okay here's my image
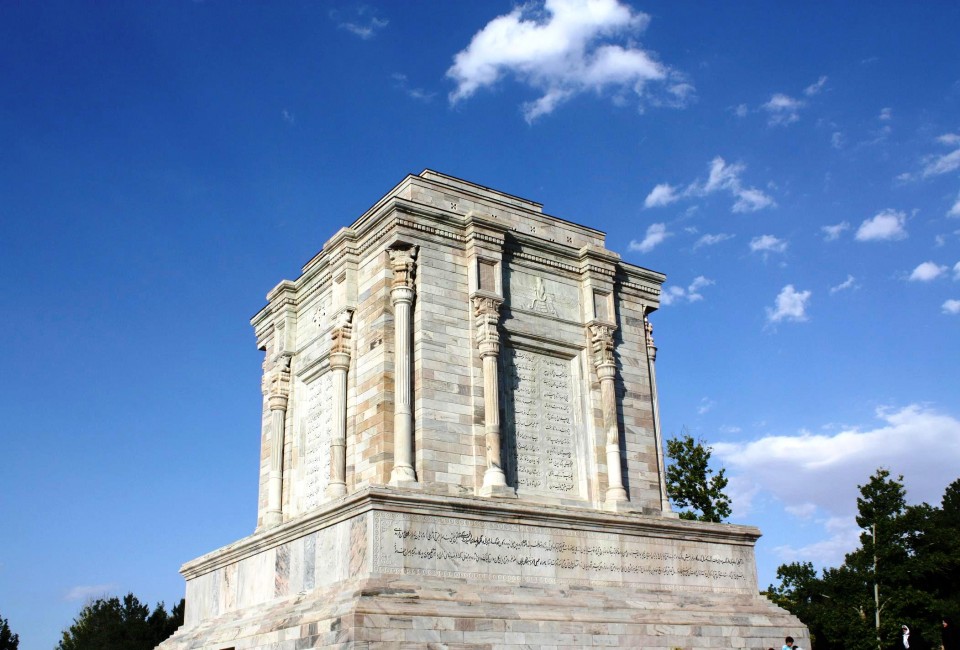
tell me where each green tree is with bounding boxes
[57,593,183,650]
[769,470,960,650]
[665,431,731,522]
[0,613,19,650]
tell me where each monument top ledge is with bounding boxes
[292,168,664,286]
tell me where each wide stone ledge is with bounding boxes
[181,486,760,580]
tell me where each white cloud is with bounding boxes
[908,261,948,282]
[821,221,850,241]
[774,517,863,567]
[628,222,670,253]
[831,131,844,149]
[766,285,811,323]
[447,0,688,122]
[762,93,804,126]
[784,502,818,519]
[955,261,960,280]
[830,274,857,294]
[948,191,960,218]
[693,232,734,249]
[645,156,775,214]
[281,109,295,125]
[734,103,748,118]
[879,107,893,121]
[660,275,714,306]
[643,183,680,208]
[714,405,960,560]
[65,583,118,602]
[855,209,907,241]
[804,75,828,96]
[943,299,960,314]
[749,234,787,255]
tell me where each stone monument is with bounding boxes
[159,170,808,649]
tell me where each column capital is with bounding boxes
[588,322,616,370]
[330,308,355,367]
[473,295,503,356]
[644,316,658,363]
[388,246,418,291]
[263,354,292,407]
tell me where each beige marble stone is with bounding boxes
[159,170,808,649]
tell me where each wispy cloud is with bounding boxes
[766,284,811,323]
[949,191,960,217]
[331,5,388,40]
[821,221,850,241]
[855,209,907,242]
[762,93,804,126]
[693,232,734,249]
[697,397,716,415]
[829,274,857,294]
[643,183,680,208]
[943,299,960,315]
[281,109,295,125]
[392,74,436,102]
[447,0,690,122]
[628,222,670,253]
[65,584,118,602]
[749,234,787,256]
[878,107,893,121]
[660,275,714,306]
[804,75,828,97]
[643,156,775,214]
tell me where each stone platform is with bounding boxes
[159,487,807,649]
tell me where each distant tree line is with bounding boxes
[767,469,960,650]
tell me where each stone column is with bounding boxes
[263,354,291,527]
[645,313,673,514]
[473,296,514,497]
[326,309,354,498]
[388,247,417,485]
[589,324,627,503]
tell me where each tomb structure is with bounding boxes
[159,170,808,649]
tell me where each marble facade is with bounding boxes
[159,170,808,649]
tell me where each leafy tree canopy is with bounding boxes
[665,431,732,523]
[768,470,960,650]
[57,593,183,650]
[0,614,19,650]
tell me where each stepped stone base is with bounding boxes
[159,487,808,649]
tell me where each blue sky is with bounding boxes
[2,1,959,647]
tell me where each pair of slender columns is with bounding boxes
[263,311,355,528]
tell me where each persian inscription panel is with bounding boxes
[507,269,580,321]
[372,511,753,593]
[501,348,584,500]
[300,371,333,511]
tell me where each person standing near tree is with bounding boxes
[943,617,959,650]
[895,624,929,650]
